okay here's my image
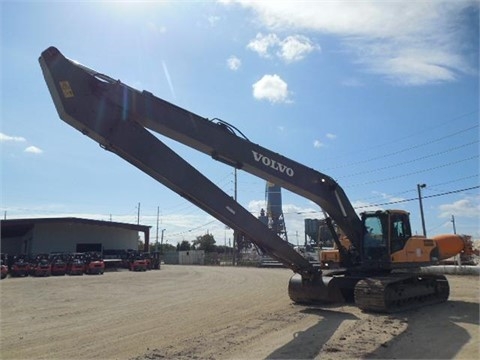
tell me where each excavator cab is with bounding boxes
[360,210,412,269]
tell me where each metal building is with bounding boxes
[0,218,150,256]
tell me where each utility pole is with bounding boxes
[233,168,238,266]
[417,184,427,237]
[137,202,141,225]
[160,229,166,247]
[156,206,160,251]
[451,215,457,234]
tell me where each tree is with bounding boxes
[192,233,216,252]
[153,243,176,254]
[177,240,191,251]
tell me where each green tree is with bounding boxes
[177,240,191,251]
[154,243,176,254]
[192,233,216,252]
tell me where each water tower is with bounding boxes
[264,182,288,242]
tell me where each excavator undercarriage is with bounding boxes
[354,273,450,312]
[289,270,449,313]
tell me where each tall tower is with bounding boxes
[264,182,288,242]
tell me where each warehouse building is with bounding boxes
[0,217,150,256]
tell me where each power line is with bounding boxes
[322,110,478,163]
[353,174,479,203]
[326,123,478,171]
[353,186,480,209]
[278,185,479,215]
[345,155,478,188]
[166,219,219,238]
[337,140,478,179]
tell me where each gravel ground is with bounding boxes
[1,265,478,360]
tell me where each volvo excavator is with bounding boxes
[39,47,466,312]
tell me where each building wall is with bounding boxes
[178,250,205,265]
[30,222,138,255]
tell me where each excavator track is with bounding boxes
[354,274,449,313]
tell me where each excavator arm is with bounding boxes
[39,46,361,302]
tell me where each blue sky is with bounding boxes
[1,1,479,246]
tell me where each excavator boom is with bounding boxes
[39,47,364,262]
[39,47,364,255]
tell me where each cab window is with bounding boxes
[364,216,386,243]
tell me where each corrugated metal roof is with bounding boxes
[1,217,150,238]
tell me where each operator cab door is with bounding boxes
[362,213,390,265]
[390,212,411,254]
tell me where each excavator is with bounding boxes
[39,47,466,312]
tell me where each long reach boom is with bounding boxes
[39,47,362,276]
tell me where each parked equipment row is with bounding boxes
[1,250,161,280]
[1,252,105,278]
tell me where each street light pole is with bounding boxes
[451,215,457,234]
[417,183,427,237]
[160,229,166,246]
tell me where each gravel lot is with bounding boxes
[1,265,478,359]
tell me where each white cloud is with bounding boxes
[438,197,480,218]
[227,55,241,71]
[247,33,317,63]
[252,74,290,103]
[247,33,279,58]
[370,191,406,205]
[248,199,266,215]
[278,35,317,63]
[313,140,324,148]
[0,132,26,142]
[362,48,466,85]
[351,200,383,213]
[314,134,336,148]
[24,146,43,154]
[233,1,477,85]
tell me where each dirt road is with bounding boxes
[1,266,478,359]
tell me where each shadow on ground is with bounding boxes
[265,300,478,360]
[265,308,358,359]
